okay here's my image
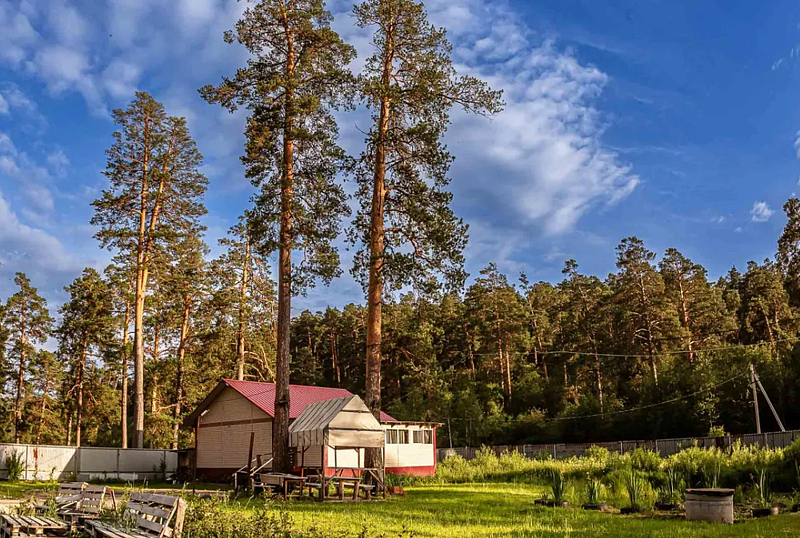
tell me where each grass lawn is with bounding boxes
[278,483,800,537]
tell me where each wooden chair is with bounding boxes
[58,485,116,532]
[86,493,186,538]
[34,482,88,515]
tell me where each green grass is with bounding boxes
[277,483,800,537]
[0,481,57,499]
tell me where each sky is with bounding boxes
[1,0,800,314]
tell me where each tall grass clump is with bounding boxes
[586,476,603,505]
[624,470,648,512]
[548,469,567,504]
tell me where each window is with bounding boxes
[385,429,409,444]
[413,429,433,444]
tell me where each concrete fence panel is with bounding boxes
[0,444,178,481]
[437,428,800,463]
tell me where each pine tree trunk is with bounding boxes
[173,296,190,450]
[36,373,50,445]
[14,305,28,444]
[237,231,250,381]
[121,296,131,449]
[677,279,694,361]
[76,343,87,448]
[273,15,295,474]
[365,36,393,476]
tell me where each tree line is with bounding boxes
[1,0,799,462]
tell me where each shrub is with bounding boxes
[656,465,683,505]
[5,450,24,482]
[629,448,660,473]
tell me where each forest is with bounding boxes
[2,0,800,456]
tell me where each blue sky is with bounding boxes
[1,0,799,313]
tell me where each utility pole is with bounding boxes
[750,364,761,434]
[752,365,786,432]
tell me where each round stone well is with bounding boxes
[685,488,734,524]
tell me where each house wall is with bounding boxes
[383,424,437,476]
[196,387,272,478]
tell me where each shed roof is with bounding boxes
[289,395,385,448]
[184,379,395,427]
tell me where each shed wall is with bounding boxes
[197,387,272,471]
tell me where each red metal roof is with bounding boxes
[221,379,396,422]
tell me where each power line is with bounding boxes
[447,370,750,424]
[464,338,793,360]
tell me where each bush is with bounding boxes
[628,448,661,473]
[5,450,24,482]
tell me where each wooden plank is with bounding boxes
[130,494,178,507]
[125,502,171,520]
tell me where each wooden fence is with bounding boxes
[436,429,800,462]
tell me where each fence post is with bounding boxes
[117,449,121,480]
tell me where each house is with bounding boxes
[183,379,439,480]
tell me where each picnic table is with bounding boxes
[327,476,361,501]
[259,473,308,501]
[1,515,68,537]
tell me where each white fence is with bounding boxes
[0,444,178,481]
[437,429,800,462]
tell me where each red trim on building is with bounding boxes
[385,465,437,476]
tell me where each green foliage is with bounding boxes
[656,465,684,505]
[708,425,727,438]
[629,448,661,472]
[5,450,24,482]
[753,467,773,508]
[548,469,567,504]
[623,470,648,510]
[586,476,603,505]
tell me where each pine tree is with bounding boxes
[351,0,503,465]
[613,237,677,386]
[105,258,135,448]
[4,273,53,443]
[91,92,207,448]
[201,0,354,472]
[57,268,115,447]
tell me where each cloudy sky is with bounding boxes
[1,0,799,312]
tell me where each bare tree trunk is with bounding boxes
[330,330,341,386]
[14,306,28,444]
[273,12,295,474]
[76,343,87,448]
[172,295,191,450]
[365,35,394,477]
[121,294,131,449]
[237,230,250,381]
[36,372,50,445]
[677,279,694,361]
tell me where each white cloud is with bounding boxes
[750,201,773,222]
[0,187,82,290]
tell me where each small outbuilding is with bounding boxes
[289,395,385,485]
[184,379,439,480]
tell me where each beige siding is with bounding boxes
[297,445,323,468]
[197,387,272,469]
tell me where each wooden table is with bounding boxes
[1,515,67,537]
[260,473,308,501]
[327,476,362,501]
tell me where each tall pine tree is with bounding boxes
[4,273,53,443]
[201,0,354,472]
[91,92,207,448]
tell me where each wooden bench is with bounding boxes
[58,486,115,531]
[86,493,185,538]
[357,483,376,500]
[34,482,87,515]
